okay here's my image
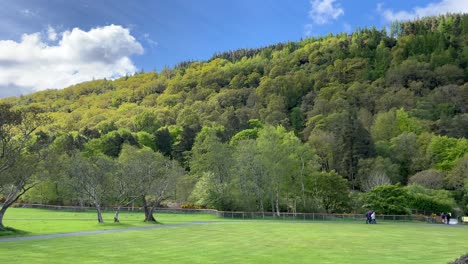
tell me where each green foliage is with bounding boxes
[405,184,455,214]
[357,156,400,189]
[427,136,468,171]
[408,169,445,190]
[307,171,349,213]
[136,131,156,151]
[1,14,467,214]
[446,156,468,191]
[366,184,411,215]
[180,202,206,209]
[409,194,453,214]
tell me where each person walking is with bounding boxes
[446,212,451,225]
[366,210,371,224]
[371,211,376,224]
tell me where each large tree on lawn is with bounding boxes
[0,104,52,229]
[66,154,115,224]
[119,145,183,222]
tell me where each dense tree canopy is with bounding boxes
[1,14,467,218]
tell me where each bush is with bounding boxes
[448,253,468,264]
[409,193,452,214]
[366,184,411,215]
[406,184,456,214]
[0,196,6,203]
[180,203,206,209]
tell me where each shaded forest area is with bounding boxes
[1,14,467,225]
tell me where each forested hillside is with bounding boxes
[1,14,467,220]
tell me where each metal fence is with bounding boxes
[6,203,220,215]
[215,211,431,222]
[3,203,435,223]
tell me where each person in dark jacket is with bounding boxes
[446,213,451,225]
[366,210,372,224]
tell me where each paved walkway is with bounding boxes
[0,221,216,243]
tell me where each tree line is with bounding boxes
[1,14,467,227]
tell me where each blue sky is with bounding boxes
[0,0,467,97]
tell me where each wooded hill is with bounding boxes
[1,14,467,218]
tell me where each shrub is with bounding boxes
[366,184,411,215]
[409,193,452,214]
[0,196,6,203]
[406,184,456,214]
[180,203,206,209]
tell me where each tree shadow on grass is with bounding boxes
[0,227,30,237]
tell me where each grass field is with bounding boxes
[0,208,467,263]
[0,208,220,237]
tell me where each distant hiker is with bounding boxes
[441,213,446,224]
[446,213,451,225]
[371,211,376,224]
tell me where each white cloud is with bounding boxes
[378,0,468,22]
[0,25,143,97]
[47,26,57,41]
[309,0,344,24]
[143,33,158,48]
[20,9,38,18]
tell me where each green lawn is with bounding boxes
[1,208,467,263]
[0,208,220,236]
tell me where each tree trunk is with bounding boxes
[145,206,157,222]
[114,206,121,223]
[96,204,104,224]
[0,205,8,229]
[275,187,280,217]
[142,196,156,222]
[300,157,306,210]
[271,195,274,214]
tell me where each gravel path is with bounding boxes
[0,221,216,243]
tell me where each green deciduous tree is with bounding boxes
[366,184,410,215]
[119,145,183,222]
[67,154,115,223]
[0,105,52,229]
[307,171,349,213]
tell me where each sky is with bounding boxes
[0,0,467,98]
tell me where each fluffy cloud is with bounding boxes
[0,24,143,97]
[378,0,468,22]
[309,0,344,25]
